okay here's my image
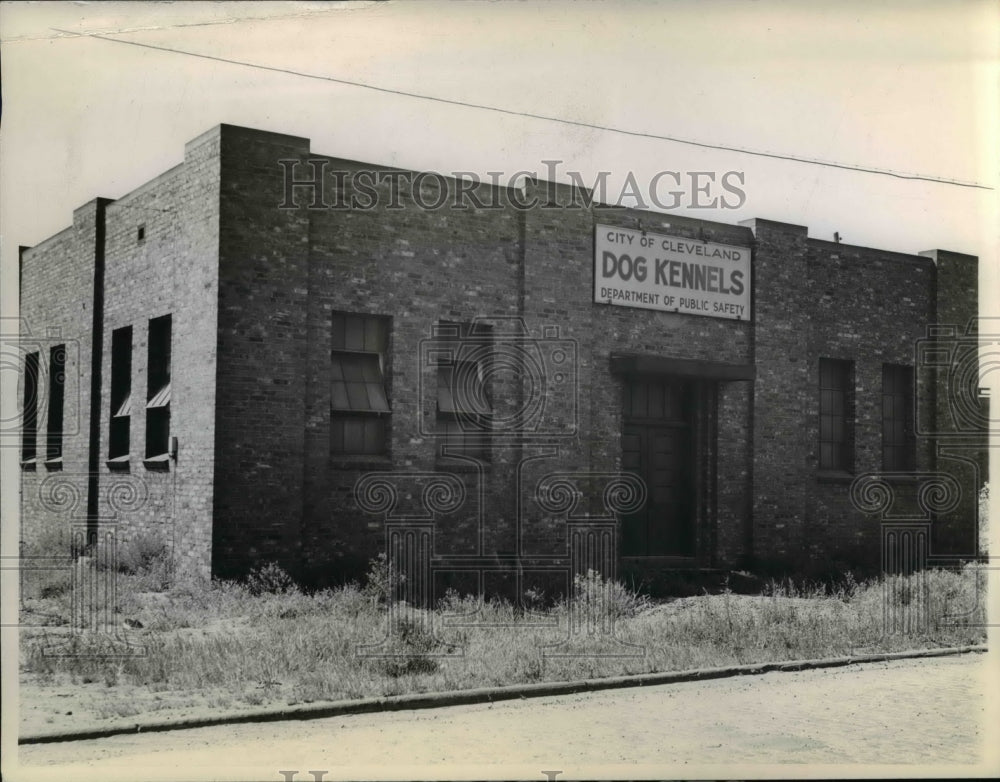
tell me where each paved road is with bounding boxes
[13,654,998,780]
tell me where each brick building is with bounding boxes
[18,124,987,594]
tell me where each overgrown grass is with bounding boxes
[19,560,988,720]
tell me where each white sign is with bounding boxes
[593,224,751,321]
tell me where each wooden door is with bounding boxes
[621,379,695,558]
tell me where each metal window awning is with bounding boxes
[610,353,755,381]
[147,383,171,408]
[114,393,132,417]
[331,353,389,413]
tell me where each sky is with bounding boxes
[0,0,996,265]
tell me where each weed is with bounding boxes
[368,617,440,678]
[245,562,298,596]
[361,553,405,605]
[116,531,172,592]
[523,587,547,611]
[570,569,652,620]
[18,565,986,726]
[117,531,167,574]
[37,572,73,600]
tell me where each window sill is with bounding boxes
[879,472,922,484]
[434,460,491,474]
[143,454,171,471]
[107,455,131,471]
[816,470,854,484]
[330,455,393,471]
[20,458,37,471]
[43,457,63,471]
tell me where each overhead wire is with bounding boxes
[47,28,992,193]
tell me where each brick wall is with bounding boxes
[742,219,812,569]
[98,127,222,583]
[212,126,312,578]
[19,201,102,555]
[298,154,523,585]
[20,123,984,592]
[804,240,936,573]
[920,249,984,559]
[536,201,755,573]
[20,130,223,584]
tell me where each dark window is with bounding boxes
[145,315,171,459]
[22,351,39,462]
[882,364,915,471]
[435,321,492,462]
[819,358,854,472]
[331,353,390,412]
[46,345,66,461]
[137,225,146,243]
[330,416,386,455]
[109,326,132,460]
[437,363,491,416]
[331,313,390,455]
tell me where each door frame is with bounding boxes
[619,376,718,570]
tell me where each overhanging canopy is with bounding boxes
[609,352,755,381]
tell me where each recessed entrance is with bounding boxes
[621,378,696,558]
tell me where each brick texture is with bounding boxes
[18,124,985,591]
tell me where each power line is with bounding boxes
[53,29,994,192]
[4,7,360,44]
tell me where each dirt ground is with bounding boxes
[19,615,266,737]
[19,675,267,736]
[15,653,997,780]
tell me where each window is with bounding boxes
[818,358,854,472]
[46,345,66,462]
[145,315,171,459]
[435,321,492,462]
[137,225,146,243]
[22,351,39,463]
[109,326,132,461]
[882,364,915,471]
[330,312,390,455]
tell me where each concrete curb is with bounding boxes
[19,644,987,745]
